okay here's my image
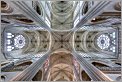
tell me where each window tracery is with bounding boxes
[97,34,110,49]
[14,35,25,49]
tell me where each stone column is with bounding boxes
[72,51,113,81]
[72,58,81,81]
[12,1,51,31]
[73,1,111,31]
[42,65,51,81]
[10,51,51,81]
[73,64,81,81]
[1,62,14,71]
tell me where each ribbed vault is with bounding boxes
[49,52,74,81]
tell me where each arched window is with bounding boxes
[1,75,6,81]
[6,33,14,51]
[7,46,14,51]
[7,33,14,38]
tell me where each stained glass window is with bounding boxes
[7,39,11,45]
[7,33,14,38]
[14,35,25,49]
[7,46,14,51]
[97,34,110,49]
[110,32,115,38]
[110,46,115,52]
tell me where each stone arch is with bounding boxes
[16,61,32,66]
[116,76,121,81]
[32,1,44,16]
[81,70,91,81]
[14,18,34,24]
[91,62,109,67]
[1,1,13,13]
[81,1,89,15]
[115,62,121,65]
[114,2,121,11]
[1,75,6,81]
[32,69,43,81]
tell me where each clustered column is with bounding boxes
[10,51,51,81]
[72,51,113,81]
